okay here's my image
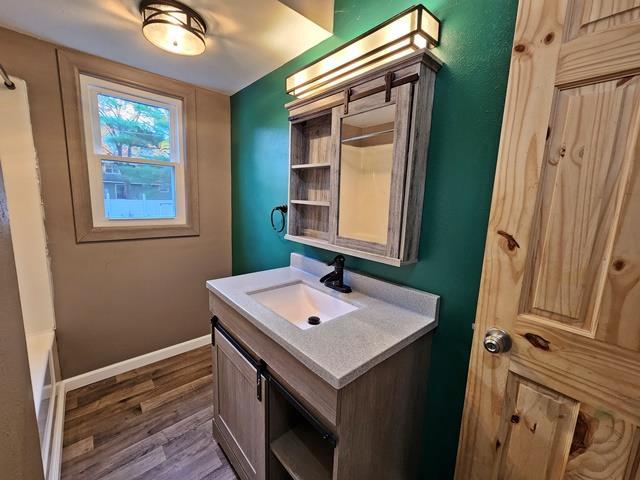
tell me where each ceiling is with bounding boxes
[0,0,333,94]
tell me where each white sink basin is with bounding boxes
[249,282,358,330]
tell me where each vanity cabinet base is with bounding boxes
[332,334,431,478]
[209,292,432,479]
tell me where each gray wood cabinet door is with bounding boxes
[212,329,266,480]
[329,82,414,258]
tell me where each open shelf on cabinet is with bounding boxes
[290,114,332,167]
[291,162,330,170]
[288,203,329,241]
[268,376,334,480]
[271,423,333,480]
[290,200,330,207]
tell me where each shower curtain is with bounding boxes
[0,77,56,336]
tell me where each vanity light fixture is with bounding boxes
[285,4,440,99]
[139,0,207,56]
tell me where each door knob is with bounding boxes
[483,328,512,354]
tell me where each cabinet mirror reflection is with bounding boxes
[338,104,396,246]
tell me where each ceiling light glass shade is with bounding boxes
[140,0,207,56]
[286,5,440,99]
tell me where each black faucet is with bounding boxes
[319,255,352,293]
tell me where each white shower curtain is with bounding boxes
[0,78,56,336]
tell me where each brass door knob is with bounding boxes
[483,328,512,354]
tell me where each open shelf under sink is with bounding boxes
[270,423,333,480]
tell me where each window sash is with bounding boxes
[79,74,188,227]
[82,75,183,164]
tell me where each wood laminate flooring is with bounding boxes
[61,346,237,480]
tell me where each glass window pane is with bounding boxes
[338,105,396,245]
[97,93,171,161]
[102,160,176,219]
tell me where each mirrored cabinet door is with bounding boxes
[330,84,413,257]
[338,104,395,246]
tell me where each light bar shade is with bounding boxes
[286,5,440,99]
[140,0,207,56]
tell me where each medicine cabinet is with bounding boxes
[285,50,441,266]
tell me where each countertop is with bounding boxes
[206,253,439,389]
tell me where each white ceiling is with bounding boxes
[0,0,333,94]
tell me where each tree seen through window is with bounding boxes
[97,93,171,160]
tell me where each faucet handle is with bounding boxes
[327,255,346,267]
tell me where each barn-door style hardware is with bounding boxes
[285,4,441,99]
[284,6,442,267]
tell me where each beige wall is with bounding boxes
[0,27,232,377]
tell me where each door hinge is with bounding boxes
[256,360,266,402]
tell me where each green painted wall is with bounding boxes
[231,1,517,477]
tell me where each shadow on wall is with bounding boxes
[231,0,518,478]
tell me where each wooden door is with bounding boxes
[456,1,640,478]
[212,329,266,480]
[329,83,413,258]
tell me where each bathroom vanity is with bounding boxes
[206,254,438,479]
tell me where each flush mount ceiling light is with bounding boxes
[139,0,207,56]
[286,4,440,99]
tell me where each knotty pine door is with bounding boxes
[455,0,640,479]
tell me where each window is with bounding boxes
[59,49,199,242]
[80,75,185,226]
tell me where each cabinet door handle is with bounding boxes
[210,316,219,345]
[256,360,266,401]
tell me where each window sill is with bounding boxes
[76,222,199,243]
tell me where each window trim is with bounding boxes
[58,49,199,242]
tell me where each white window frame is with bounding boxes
[79,74,186,227]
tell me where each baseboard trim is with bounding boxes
[63,335,210,392]
[47,383,66,480]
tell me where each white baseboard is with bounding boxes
[63,335,210,392]
[46,384,66,480]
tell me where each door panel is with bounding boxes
[494,375,578,480]
[527,77,640,330]
[567,0,640,39]
[596,150,640,349]
[212,329,266,480]
[456,0,640,478]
